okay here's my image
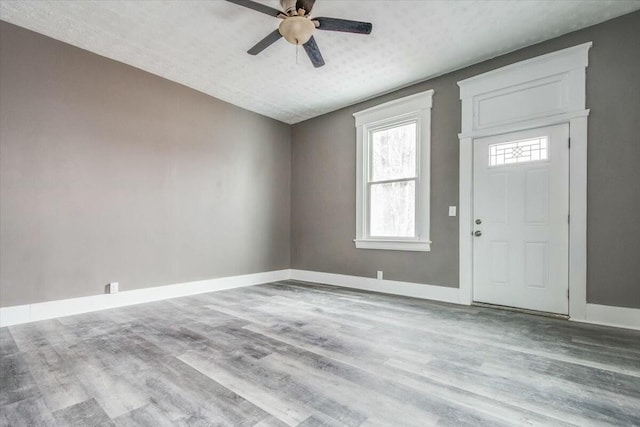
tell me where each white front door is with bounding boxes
[472,124,569,314]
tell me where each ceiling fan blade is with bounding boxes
[295,0,315,15]
[303,36,325,68]
[247,29,283,55]
[225,0,282,18]
[314,17,372,34]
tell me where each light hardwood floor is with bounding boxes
[1,280,639,426]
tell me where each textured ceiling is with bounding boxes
[1,1,639,124]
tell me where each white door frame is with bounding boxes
[457,42,592,321]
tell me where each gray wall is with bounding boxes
[291,11,640,308]
[2,12,639,310]
[0,22,291,307]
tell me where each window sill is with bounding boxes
[354,239,431,252]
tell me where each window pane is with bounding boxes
[370,181,415,237]
[489,137,548,166]
[371,123,416,181]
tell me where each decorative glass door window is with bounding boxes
[368,122,417,237]
[489,136,549,166]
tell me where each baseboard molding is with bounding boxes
[0,269,291,327]
[290,270,640,330]
[290,269,461,305]
[572,303,640,331]
[3,268,637,331]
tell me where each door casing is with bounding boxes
[457,42,592,321]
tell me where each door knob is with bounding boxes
[474,230,482,237]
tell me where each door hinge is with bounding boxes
[567,289,570,299]
[568,214,570,223]
[568,138,571,148]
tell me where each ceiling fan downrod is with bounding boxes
[280,0,298,16]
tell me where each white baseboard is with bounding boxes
[290,269,461,305]
[572,303,640,331]
[290,270,640,331]
[0,269,291,327]
[3,268,637,331]
[0,305,31,327]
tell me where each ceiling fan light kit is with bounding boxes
[279,15,315,45]
[226,0,373,68]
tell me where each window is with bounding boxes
[353,90,434,251]
[369,122,417,237]
[489,136,549,166]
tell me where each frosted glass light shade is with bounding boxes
[278,16,315,45]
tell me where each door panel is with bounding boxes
[525,169,549,223]
[490,241,509,286]
[488,173,508,223]
[524,242,548,289]
[473,124,569,314]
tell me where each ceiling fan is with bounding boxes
[226,0,373,68]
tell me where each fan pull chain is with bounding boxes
[296,43,299,65]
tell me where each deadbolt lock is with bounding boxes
[475,219,482,225]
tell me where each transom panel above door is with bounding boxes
[472,124,569,314]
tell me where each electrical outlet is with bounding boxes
[377,271,383,280]
[107,282,119,294]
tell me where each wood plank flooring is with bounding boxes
[1,280,639,426]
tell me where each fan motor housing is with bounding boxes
[278,16,315,45]
[280,0,297,15]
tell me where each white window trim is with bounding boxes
[353,89,434,252]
